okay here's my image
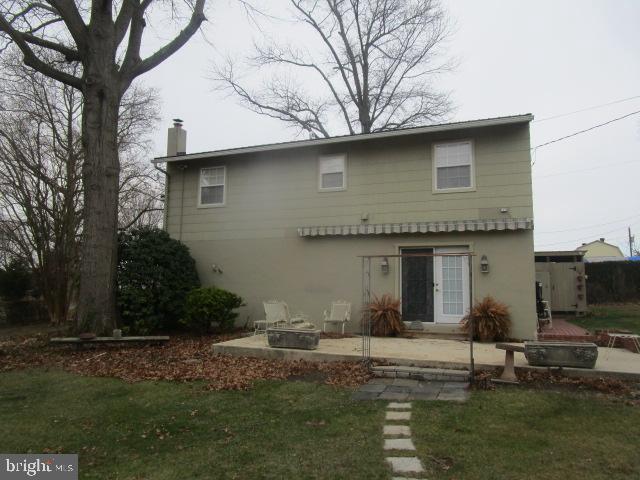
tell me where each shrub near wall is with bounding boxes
[586,261,640,304]
[183,287,244,333]
[117,228,200,334]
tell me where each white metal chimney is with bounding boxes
[167,118,187,156]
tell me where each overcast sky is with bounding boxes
[143,0,640,254]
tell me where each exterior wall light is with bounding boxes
[380,257,390,275]
[480,255,489,273]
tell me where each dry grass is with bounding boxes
[461,295,511,341]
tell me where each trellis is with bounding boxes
[360,252,476,384]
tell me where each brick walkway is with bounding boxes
[538,318,597,342]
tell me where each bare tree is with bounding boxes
[118,158,164,231]
[0,53,162,326]
[216,0,453,138]
[0,0,206,333]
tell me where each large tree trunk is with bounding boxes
[75,20,121,334]
[76,82,120,334]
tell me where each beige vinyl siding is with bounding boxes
[166,123,532,241]
[181,230,537,340]
[163,122,537,339]
[577,241,624,259]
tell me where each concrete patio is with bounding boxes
[212,335,640,380]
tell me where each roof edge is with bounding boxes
[152,113,533,164]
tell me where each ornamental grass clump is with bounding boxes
[367,294,404,337]
[461,295,511,342]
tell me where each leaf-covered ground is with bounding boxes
[0,333,371,390]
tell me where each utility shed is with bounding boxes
[534,251,587,314]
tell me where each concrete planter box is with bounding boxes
[267,327,320,350]
[524,341,598,369]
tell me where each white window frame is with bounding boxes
[318,154,347,192]
[198,165,226,208]
[432,140,475,193]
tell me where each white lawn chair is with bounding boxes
[253,300,290,335]
[322,300,351,334]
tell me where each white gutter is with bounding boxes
[152,114,534,164]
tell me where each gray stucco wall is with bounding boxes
[163,122,537,340]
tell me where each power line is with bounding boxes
[536,213,640,234]
[534,159,640,179]
[531,109,640,165]
[533,95,640,123]
[535,221,640,247]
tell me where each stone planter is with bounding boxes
[267,327,320,350]
[524,341,598,369]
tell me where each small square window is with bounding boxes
[434,141,474,191]
[200,166,225,206]
[319,154,346,191]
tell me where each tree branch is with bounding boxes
[45,0,87,51]
[123,0,206,81]
[21,31,81,60]
[0,14,82,88]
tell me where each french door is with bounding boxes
[401,248,434,323]
[400,246,469,325]
[434,247,470,324]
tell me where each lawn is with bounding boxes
[412,388,640,480]
[0,369,387,479]
[572,303,640,334]
[2,370,639,480]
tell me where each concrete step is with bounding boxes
[404,330,468,341]
[372,365,470,382]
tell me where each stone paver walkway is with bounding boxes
[353,377,469,402]
[383,401,424,478]
[362,380,470,478]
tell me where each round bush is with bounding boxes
[183,287,244,333]
[117,227,200,334]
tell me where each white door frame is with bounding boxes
[433,246,470,324]
[396,243,471,325]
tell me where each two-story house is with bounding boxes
[154,114,537,340]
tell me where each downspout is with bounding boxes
[154,163,169,231]
[177,164,187,241]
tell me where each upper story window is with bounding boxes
[199,166,226,206]
[318,154,346,191]
[433,141,474,191]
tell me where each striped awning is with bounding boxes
[297,218,533,237]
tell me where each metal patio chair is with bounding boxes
[322,300,351,334]
[253,300,289,335]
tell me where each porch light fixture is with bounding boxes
[480,255,489,273]
[380,257,390,274]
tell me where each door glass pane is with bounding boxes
[442,256,463,315]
